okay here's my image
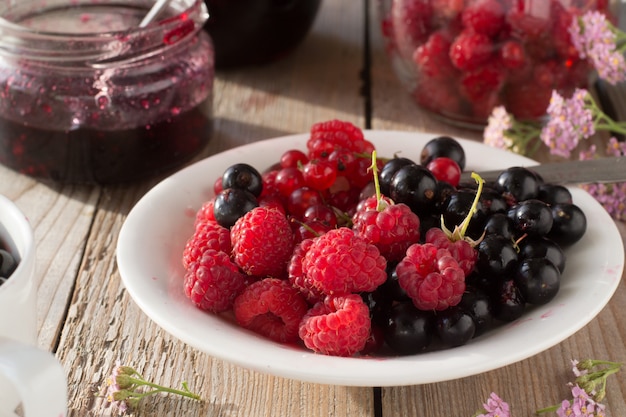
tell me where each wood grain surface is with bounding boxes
[1,1,624,416]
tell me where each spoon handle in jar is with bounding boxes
[140,0,172,27]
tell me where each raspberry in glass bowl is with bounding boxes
[378,0,618,128]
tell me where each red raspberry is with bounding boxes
[431,0,464,20]
[233,278,309,343]
[449,30,493,71]
[504,81,552,120]
[307,120,368,159]
[298,294,371,357]
[287,238,325,304]
[396,243,465,311]
[302,227,387,295]
[413,31,458,81]
[414,77,462,115]
[182,220,232,269]
[352,196,421,263]
[499,40,526,70]
[424,227,477,277]
[460,64,505,102]
[193,198,216,228]
[461,0,505,37]
[390,0,433,58]
[184,250,246,313]
[231,207,295,278]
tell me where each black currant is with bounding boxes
[379,157,415,196]
[213,188,259,228]
[515,258,561,305]
[389,164,438,217]
[476,234,518,277]
[441,189,487,241]
[483,212,515,240]
[490,278,526,322]
[495,167,541,203]
[537,183,573,206]
[383,302,434,355]
[420,136,466,170]
[458,287,494,337]
[507,199,554,237]
[517,236,566,273]
[221,163,263,197]
[435,307,476,348]
[0,249,17,280]
[548,203,587,247]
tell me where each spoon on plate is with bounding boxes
[461,156,626,185]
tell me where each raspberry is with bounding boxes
[287,238,325,304]
[396,243,465,311]
[352,197,421,263]
[233,278,309,343]
[307,120,368,159]
[298,294,371,356]
[413,31,458,81]
[184,250,246,313]
[499,40,526,70]
[302,227,387,295]
[414,77,462,115]
[504,81,552,120]
[390,0,433,57]
[193,198,216,228]
[460,64,505,102]
[231,207,294,278]
[424,227,477,277]
[461,0,505,37]
[182,220,232,269]
[449,30,493,71]
[431,0,464,20]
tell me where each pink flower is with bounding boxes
[476,392,511,417]
[540,89,594,159]
[569,11,626,85]
[557,385,606,417]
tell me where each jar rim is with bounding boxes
[0,0,209,66]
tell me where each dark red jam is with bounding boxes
[0,105,212,184]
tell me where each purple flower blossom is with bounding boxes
[569,11,626,85]
[484,106,513,150]
[540,89,595,158]
[476,392,511,417]
[557,385,606,417]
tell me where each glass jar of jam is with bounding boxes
[0,0,214,184]
[205,0,322,68]
[378,0,618,129]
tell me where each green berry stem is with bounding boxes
[441,172,485,243]
[369,150,388,212]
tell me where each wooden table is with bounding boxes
[2,0,625,415]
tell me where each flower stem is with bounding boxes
[125,376,202,401]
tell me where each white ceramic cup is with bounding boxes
[0,195,68,417]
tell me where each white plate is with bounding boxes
[116,131,625,387]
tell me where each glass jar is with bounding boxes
[204,0,322,68]
[0,0,214,184]
[378,0,618,129]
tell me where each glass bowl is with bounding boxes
[378,0,618,129]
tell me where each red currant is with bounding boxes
[426,157,461,187]
[275,167,306,198]
[302,204,338,229]
[280,149,308,169]
[287,187,325,219]
[302,159,338,191]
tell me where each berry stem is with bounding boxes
[441,172,485,243]
[369,150,388,212]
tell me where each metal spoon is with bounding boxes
[139,0,172,27]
